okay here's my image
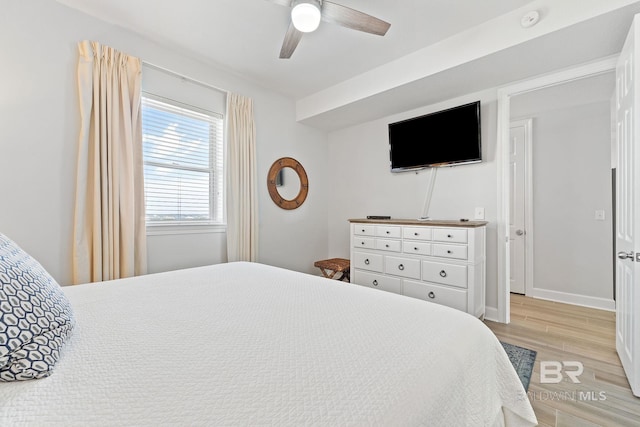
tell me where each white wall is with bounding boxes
[531,102,613,300]
[0,0,329,285]
[327,89,502,309]
[511,73,615,304]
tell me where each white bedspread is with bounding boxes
[0,262,536,426]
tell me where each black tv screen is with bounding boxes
[388,101,481,171]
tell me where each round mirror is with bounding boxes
[277,167,301,200]
[267,157,308,210]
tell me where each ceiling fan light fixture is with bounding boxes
[291,0,321,33]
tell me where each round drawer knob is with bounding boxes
[361,229,365,233]
[447,250,452,254]
[372,280,378,286]
[361,242,365,245]
[439,270,447,277]
[385,244,389,248]
[386,231,390,234]
[414,232,419,236]
[447,234,452,238]
[398,264,405,271]
[414,247,419,251]
[428,291,435,299]
[364,259,370,265]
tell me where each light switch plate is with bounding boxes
[474,207,485,220]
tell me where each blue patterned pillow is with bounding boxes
[0,233,75,381]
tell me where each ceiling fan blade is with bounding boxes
[264,0,293,7]
[280,22,304,59]
[321,1,390,36]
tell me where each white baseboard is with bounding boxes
[484,306,499,322]
[528,288,615,312]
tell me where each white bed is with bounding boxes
[0,262,537,426]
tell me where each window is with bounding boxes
[142,94,224,227]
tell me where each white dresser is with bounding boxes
[349,219,487,318]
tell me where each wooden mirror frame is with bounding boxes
[267,157,309,210]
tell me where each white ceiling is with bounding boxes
[55,0,640,130]
[56,0,534,98]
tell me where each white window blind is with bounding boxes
[142,94,224,226]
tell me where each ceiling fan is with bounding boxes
[266,0,391,59]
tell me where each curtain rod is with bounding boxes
[141,61,227,95]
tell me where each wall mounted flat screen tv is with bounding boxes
[389,101,481,172]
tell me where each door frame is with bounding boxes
[509,119,533,296]
[495,55,618,323]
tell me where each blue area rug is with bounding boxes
[501,341,537,391]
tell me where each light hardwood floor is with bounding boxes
[485,294,640,427]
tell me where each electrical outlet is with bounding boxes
[474,207,485,220]
[595,210,606,221]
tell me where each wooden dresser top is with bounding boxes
[348,218,488,228]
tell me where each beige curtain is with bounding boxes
[226,93,258,262]
[72,41,147,284]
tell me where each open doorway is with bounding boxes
[509,73,615,301]
[496,58,618,323]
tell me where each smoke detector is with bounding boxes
[520,11,540,28]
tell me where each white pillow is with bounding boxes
[0,233,75,381]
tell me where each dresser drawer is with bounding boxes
[375,225,402,238]
[403,226,432,241]
[422,261,467,288]
[376,238,401,252]
[353,270,402,294]
[403,241,431,256]
[354,224,375,236]
[385,256,421,279]
[432,243,468,260]
[353,252,383,272]
[433,228,468,243]
[403,280,467,312]
[353,237,375,249]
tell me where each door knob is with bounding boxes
[618,251,634,260]
[516,229,525,236]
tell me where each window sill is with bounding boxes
[146,223,227,236]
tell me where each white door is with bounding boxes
[615,14,640,397]
[509,120,530,294]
